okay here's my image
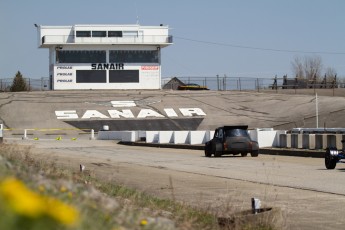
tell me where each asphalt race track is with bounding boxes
[2,89,345,133]
[2,89,345,229]
[8,139,345,230]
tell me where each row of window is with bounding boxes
[76,70,139,83]
[56,50,159,64]
[76,30,126,38]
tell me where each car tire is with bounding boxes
[214,151,222,157]
[205,149,212,157]
[325,148,337,169]
[241,153,248,157]
[250,151,259,157]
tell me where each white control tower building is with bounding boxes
[36,24,172,90]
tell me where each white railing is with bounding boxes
[42,35,173,45]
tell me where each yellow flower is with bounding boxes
[0,178,79,226]
[60,186,67,193]
[39,185,45,193]
[45,197,79,226]
[0,178,45,218]
[140,219,148,226]
[68,192,73,199]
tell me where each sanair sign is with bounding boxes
[55,101,206,119]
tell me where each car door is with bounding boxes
[212,128,224,152]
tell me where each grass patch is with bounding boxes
[0,143,220,230]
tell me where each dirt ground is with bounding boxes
[8,138,345,230]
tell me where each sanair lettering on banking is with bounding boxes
[55,101,206,119]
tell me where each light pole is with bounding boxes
[316,93,319,128]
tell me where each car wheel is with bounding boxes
[241,153,248,157]
[214,151,222,157]
[205,149,212,157]
[325,148,337,169]
[250,151,259,157]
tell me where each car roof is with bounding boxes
[222,125,249,130]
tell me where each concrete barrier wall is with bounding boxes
[325,134,344,149]
[158,131,174,144]
[302,134,315,149]
[257,130,280,148]
[97,129,281,147]
[279,134,292,148]
[279,134,287,148]
[173,131,189,144]
[96,129,345,150]
[315,134,323,149]
[275,130,286,147]
[146,131,159,143]
[297,134,303,149]
[189,131,207,145]
[291,134,298,148]
[97,131,124,140]
[122,131,138,142]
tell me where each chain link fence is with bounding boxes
[1,76,345,94]
[162,75,345,92]
[0,77,50,92]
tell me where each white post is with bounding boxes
[22,129,28,140]
[0,124,3,143]
[90,129,95,140]
[316,93,319,128]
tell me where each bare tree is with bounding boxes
[304,55,322,81]
[291,56,305,79]
[292,55,323,82]
[324,67,337,82]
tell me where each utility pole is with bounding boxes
[316,93,319,128]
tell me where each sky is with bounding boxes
[0,0,344,80]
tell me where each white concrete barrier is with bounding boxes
[297,134,303,149]
[302,134,315,149]
[291,134,298,148]
[173,131,189,144]
[315,134,323,149]
[327,135,337,148]
[97,131,124,140]
[122,131,138,142]
[158,131,174,144]
[189,131,207,145]
[256,130,280,148]
[146,131,159,143]
[335,134,344,149]
[95,128,345,151]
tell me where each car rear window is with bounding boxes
[225,129,249,137]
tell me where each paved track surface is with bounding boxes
[8,139,345,230]
[2,90,345,133]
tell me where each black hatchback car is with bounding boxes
[204,126,259,157]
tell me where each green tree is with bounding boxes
[10,71,28,92]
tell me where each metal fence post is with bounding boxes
[216,75,219,91]
[257,78,260,92]
[223,74,227,91]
